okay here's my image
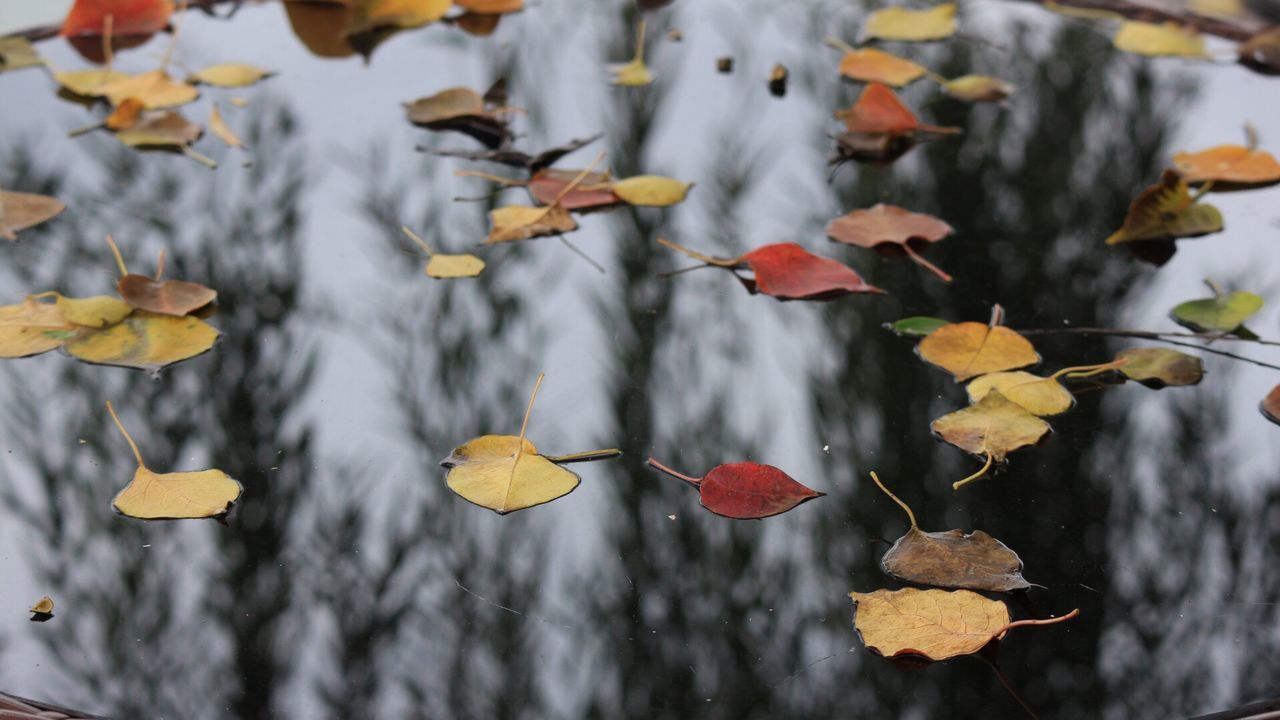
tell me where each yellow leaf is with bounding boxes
[610,19,652,86]
[930,390,1050,489]
[426,254,486,278]
[98,69,200,109]
[966,371,1073,416]
[1113,21,1208,58]
[455,0,522,11]
[942,75,1014,103]
[189,63,274,88]
[0,37,43,73]
[55,294,133,328]
[29,596,54,615]
[345,0,452,36]
[107,401,242,520]
[0,190,66,241]
[611,175,693,207]
[838,48,927,87]
[209,103,245,149]
[1105,170,1222,244]
[917,322,1039,381]
[54,68,129,98]
[863,4,957,42]
[486,204,577,244]
[0,297,74,358]
[852,588,1009,660]
[64,311,219,371]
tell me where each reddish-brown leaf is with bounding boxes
[826,204,955,281]
[60,0,174,37]
[647,457,824,519]
[658,238,884,301]
[1261,384,1280,425]
[117,274,216,316]
[832,84,959,165]
[528,169,622,211]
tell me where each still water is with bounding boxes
[2,1,1280,718]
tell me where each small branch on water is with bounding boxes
[1014,327,1280,371]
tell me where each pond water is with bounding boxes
[2,1,1280,718]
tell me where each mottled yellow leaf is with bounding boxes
[917,322,1039,381]
[98,69,200,109]
[852,588,1009,660]
[64,311,218,371]
[966,371,1073,416]
[0,297,74,358]
[1113,21,1208,58]
[864,4,956,42]
[189,63,273,88]
[55,294,133,328]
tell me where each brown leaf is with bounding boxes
[1261,384,1280,425]
[118,275,217,316]
[528,169,621,211]
[826,203,954,281]
[0,191,66,241]
[406,86,511,148]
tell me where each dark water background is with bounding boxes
[2,1,1280,718]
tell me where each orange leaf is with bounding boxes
[60,0,174,37]
[1173,144,1280,188]
[838,48,927,87]
[836,83,920,134]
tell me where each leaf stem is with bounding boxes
[901,243,952,282]
[453,169,527,187]
[181,146,218,169]
[103,13,114,72]
[952,451,994,491]
[634,19,647,64]
[1203,276,1224,297]
[869,471,917,529]
[546,449,622,464]
[401,226,434,256]
[105,235,129,276]
[989,304,1005,328]
[994,608,1080,637]
[647,457,702,487]
[159,0,186,73]
[822,36,859,54]
[1051,358,1127,380]
[656,237,740,268]
[105,400,146,468]
[154,249,165,280]
[517,372,543,442]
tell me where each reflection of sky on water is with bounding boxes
[1,1,1279,717]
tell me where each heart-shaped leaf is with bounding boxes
[833,84,960,164]
[647,457,824,519]
[1170,283,1262,333]
[931,390,1051,489]
[826,203,954,281]
[917,321,1040,381]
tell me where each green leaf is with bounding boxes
[1116,347,1204,388]
[884,316,949,337]
[1171,289,1263,333]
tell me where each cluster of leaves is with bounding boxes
[282,0,526,59]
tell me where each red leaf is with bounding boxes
[832,84,960,165]
[60,0,174,37]
[741,243,883,300]
[648,457,825,519]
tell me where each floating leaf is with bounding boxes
[441,374,621,514]
[942,75,1014,103]
[105,98,145,131]
[455,0,523,11]
[611,175,693,207]
[1113,21,1208,58]
[283,1,356,59]
[60,0,174,37]
[106,401,242,520]
[53,294,133,328]
[850,588,1077,661]
[871,471,1031,592]
[486,205,577,244]
[345,0,453,37]
[189,63,274,88]
[1105,170,1222,244]
[98,70,200,109]
[838,48,927,87]
[55,68,129,98]
[833,83,960,164]
[1239,27,1280,75]
[116,111,215,168]
[659,238,884,301]
[405,86,510,149]
[208,103,244,149]
[917,321,1039,381]
[1261,384,1280,425]
[0,37,43,73]
[863,4,957,42]
[966,371,1074,416]
[1173,144,1280,188]
[647,457,824,519]
[610,20,653,86]
[453,11,503,36]
[884,316,948,337]
[1115,347,1203,387]
[64,311,219,371]
[29,596,54,622]
[422,133,603,173]
[931,390,1051,489]
[0,297,75,358]
[1170,285,1262,333]
[826,203,954,281]
[402,226,485,279]
[529,169,621,211]
[118,276,217,316]
[716,56,734,73]
[0,190,66,241]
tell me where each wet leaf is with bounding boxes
[1261,384,1280,425]
[98,70,200,109]
[1115,347,1203,387]
[441,374,620,514]
[529,169,621,211]
[115,111,215,168]
[611,175,693,207]
[0,37,43,73]
[917,321,1039,381]
[455,0,523,11]
[452,11,502,36]
[838,48,927,87]
[871,471,1031,592]
[863,4,957,42]
[826,203,954,281]
[208,103,244,149]
[0,190,66,241]
[647,457,824,519]
[486,204,577,244]
[1113,21,1208,58]
[851,588,1077,661]
[833,84,960,164]
[29,596,54,621]
[405,86,510,149]
[118,275,217,316]
[1239,27,1280,75]
[422,133,603,173]
[966,371,1073,416]
[1104,170,1222,244]
[189,63,274,88]
[60,0,174,37]
[55,294,133,328]
[402,226,486,279]
[345,0,452,37]
[884,316,948,337]
[1173,144,1280,188]
[931,390,1051,489]
[942,75,1014,103]
[1170,287,1262,333]
[610,20,653,86]
[55,68,129,98]
[659,238,884,301]
[283,1,356,59]
[107,401,242,520]
[105,97,145,130]
[64,311,219,371]
[0,297,75,358]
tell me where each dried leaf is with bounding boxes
[658,238,884,301]
[64,311,219,371]
[826,203,954,281]
[486,204,577,244]
[917,321,1039,381]
[0,37,43,73]
[1113,21,1208,58]
[833,84,959,164]
[55,69,129,98]
[208,103,244,149]
[884,316,948,337]
[405,86,509,148]
[453,11,502,36]
[0,297,75,358]
[283,1,356,59]
[1115,347,1203,387]
[838,48,927,87]
[441,374,620,514]
[115,111,214,167]
[863,4,957,42]
[0,190,66,241]
[871,471,1031,592]
[401,226,486,279]
[189,63,274,88]
[1170,288,1262,333]
[931,390,1051,489]
[529,169,621,211]
[55,294,133,328]
[345,0,452,36]
[1239,27,1280,75]
[966,371,1074,416]
[942,75,1014,103]
[98,70,200,109]
[610,175,693,207]
[1173,144,1280,188]
[118,275,217,316]
[29,596,54,621]
[610,20,653,86]
[647,457,824,519]
[105,98,145,130]
[60,0,174,37]
[107,401,242,520]
[1261,384,1280,425]
[1105,170,1222,244]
